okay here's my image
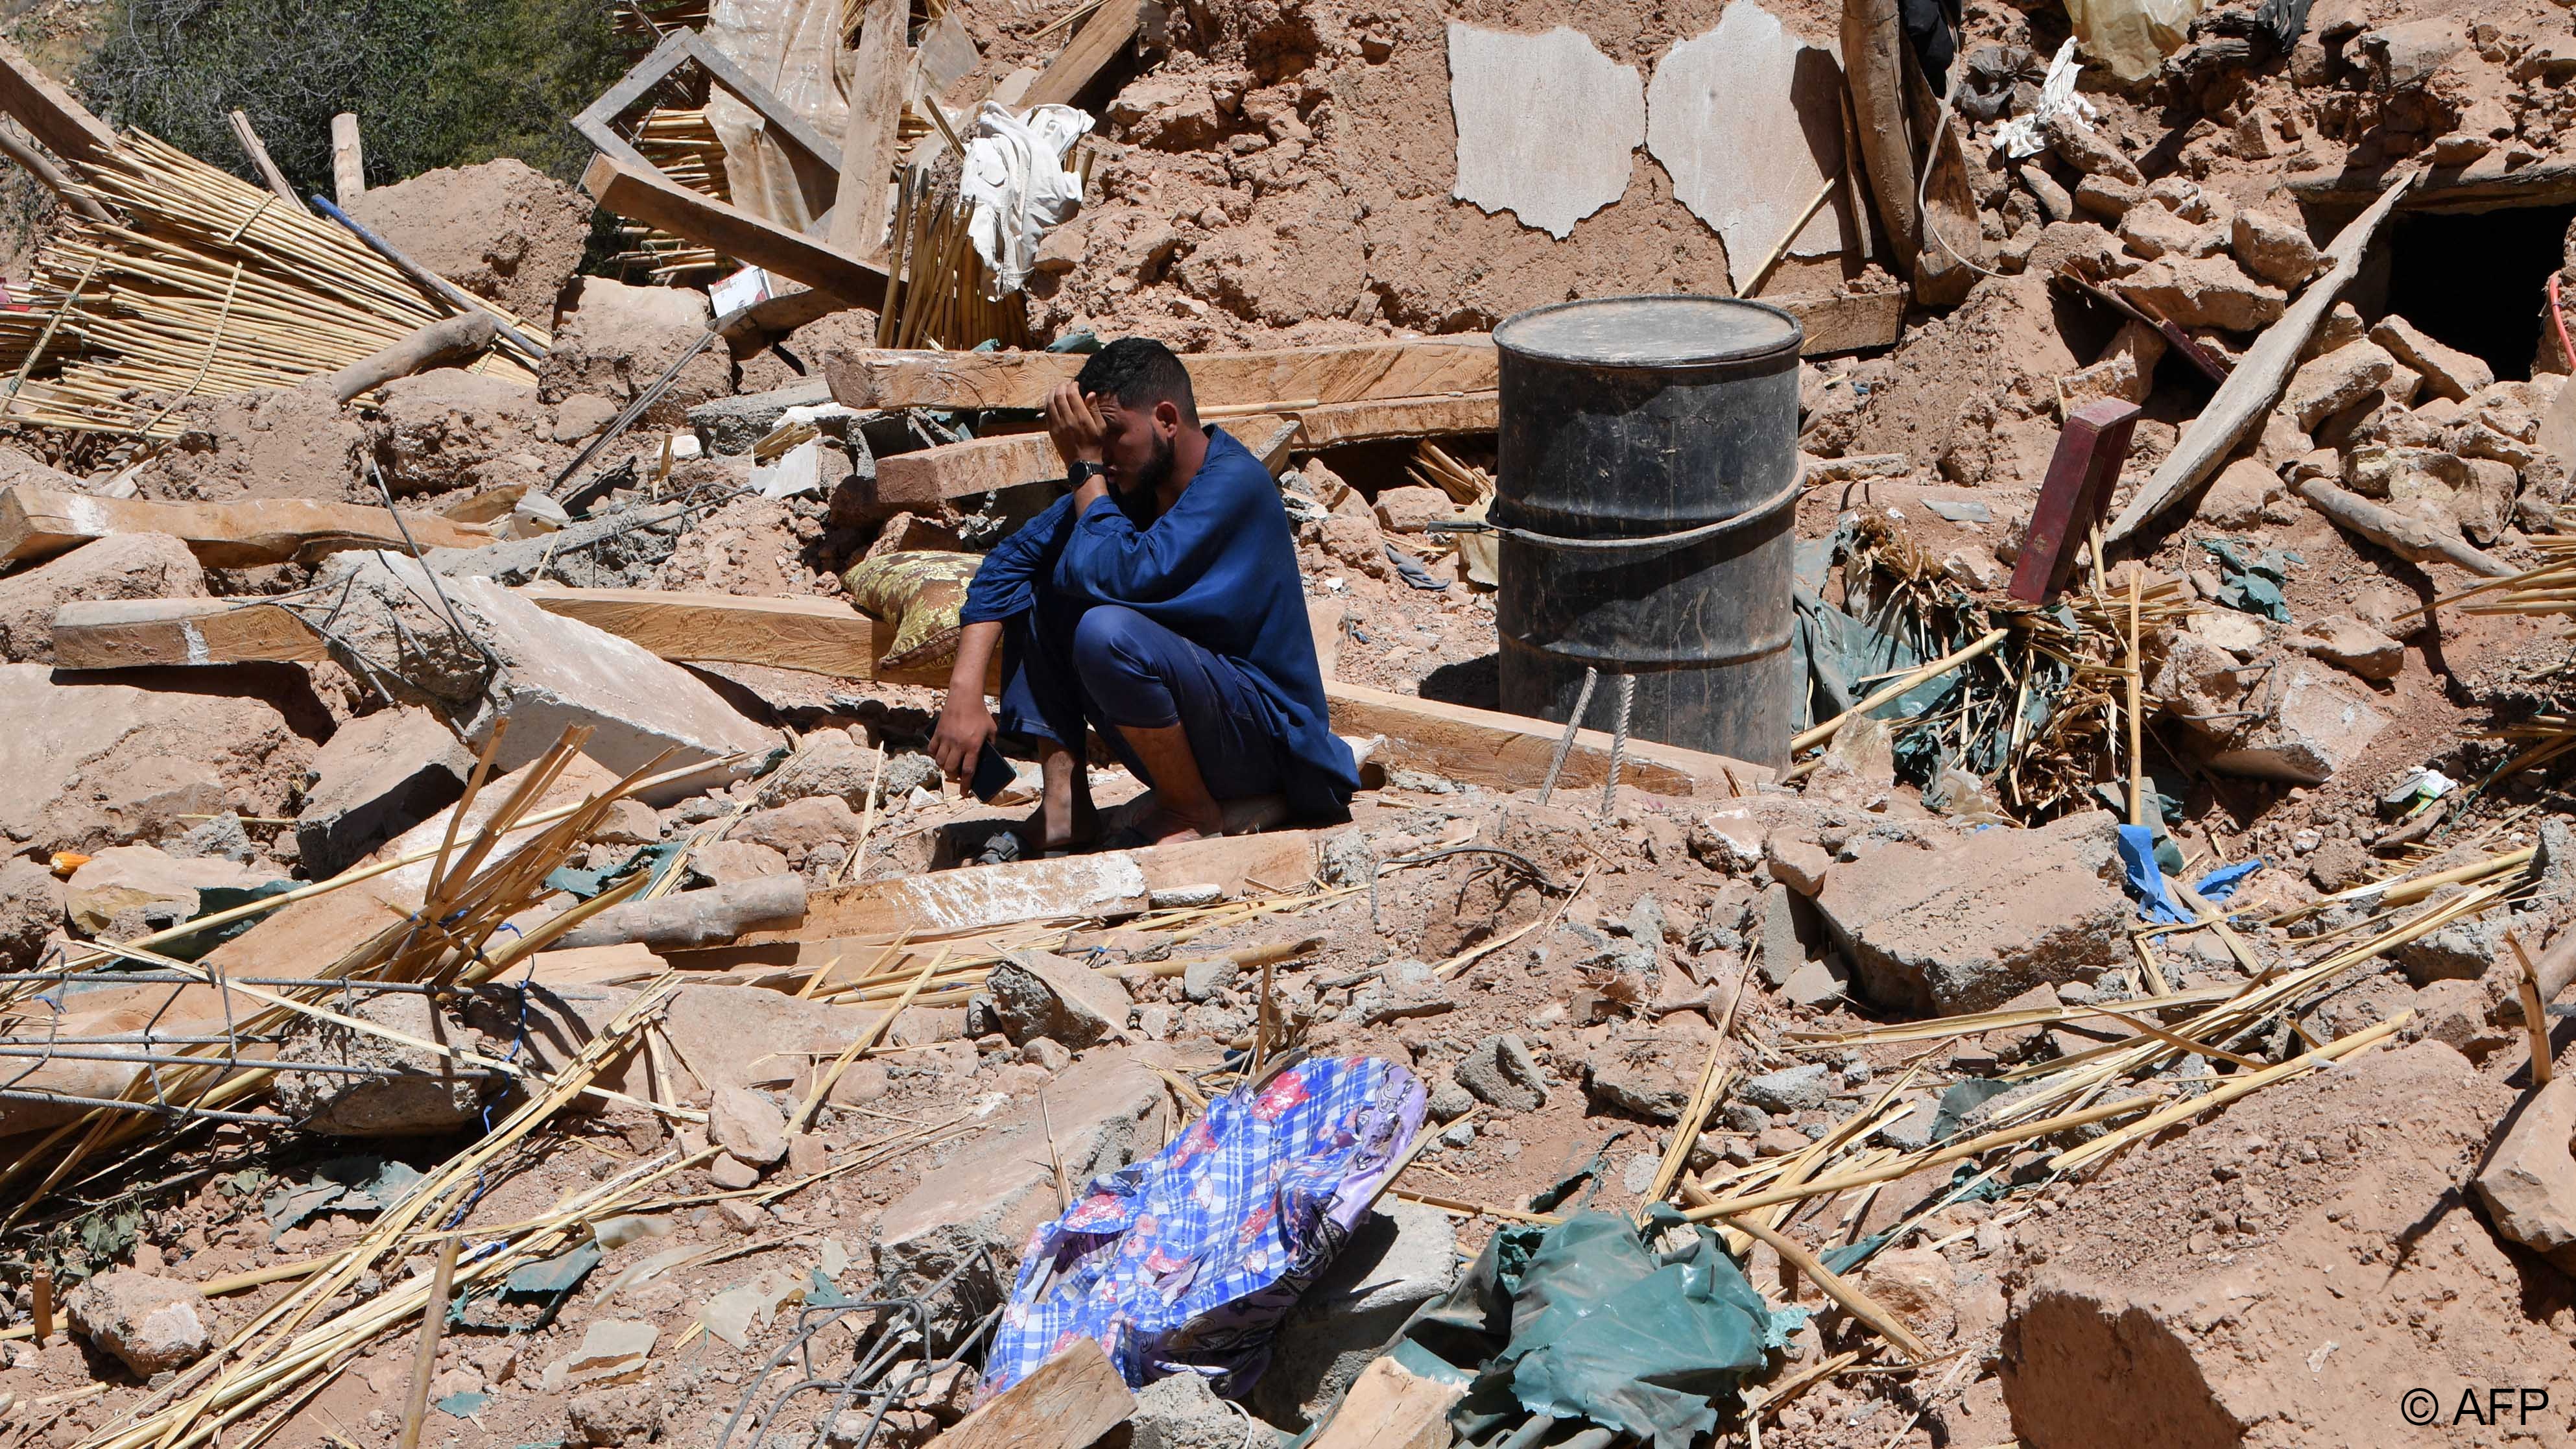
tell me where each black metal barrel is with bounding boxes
[1492,295,1802,771]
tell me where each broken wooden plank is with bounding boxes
[581,152,888,309]
[0,38,118,169]
[331,112,364,202]
[515,586,994,689]
[831,0,911,261]
[826,336,1499,411]
[872,396,1495,505]
[1325,678,1776,797]
[1774,289,1905,356]
[746,830,1321,942]
[0,486,497,569]
[227,109,299,206]
[1306,1358,1464,1449]
[2103,172,2416,547]
[54,597,328,670]
[1841,0,1918,278]
[1025,0,1154,109]
[2288,152,2576,214]
[937,1339,1134,1449]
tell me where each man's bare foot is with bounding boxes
[1015,800,1099,853]
[1128,806,1219,846]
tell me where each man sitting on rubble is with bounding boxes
[927,337,1357,848]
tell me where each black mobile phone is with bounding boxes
[971,741,1016,802]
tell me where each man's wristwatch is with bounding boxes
[1066,461,1108,488]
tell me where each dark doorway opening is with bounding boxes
[2383,202,2576,381]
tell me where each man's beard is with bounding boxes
[1117,431,1178,520]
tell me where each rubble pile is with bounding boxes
[0,0,2566,1446]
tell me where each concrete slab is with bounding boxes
[1447,23,1643,239]
[1647,3,1858,274]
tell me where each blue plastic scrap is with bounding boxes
[986,1055,1427,1396]
[2118,824,2263,922]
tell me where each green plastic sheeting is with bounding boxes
[1387,1210,1803,1449]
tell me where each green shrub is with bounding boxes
[77,0,628,193]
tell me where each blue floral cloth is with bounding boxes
[985,1055,1427,1396]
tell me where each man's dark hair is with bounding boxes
[1075,337,1197,422]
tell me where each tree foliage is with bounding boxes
[78,0,627,193]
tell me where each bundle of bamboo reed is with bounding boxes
[0,132,547,440]
[873,163,1040,351]
[612,106,738,281]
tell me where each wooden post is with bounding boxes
[831,0,910,261]
[331,113,364,202]
[395,1237,460,1449]
[226,110,299,207]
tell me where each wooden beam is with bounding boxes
[870,395,1494,506]
[582,152,888,310]
[0,486,497,569]
[2287,152,2576,214]
[1025,0,1152,109]
[826,336,1499,411]
[518,584,984,688]
[0,38,117,169]
[1774,289,1905,356]
[936,1339,1133,1449]
[1325,678,1776,797]
[227,110,299,206]
[1306,1359,1463,1449]
[831,0,910,260]
[330,113,364,202]
[745,829,1320,942]
[54,597,328,670]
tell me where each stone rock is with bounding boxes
[590,798,660,846]
[1855,1245,1950,1319]
[0,858,62,970]
[2284,614,2403,682]
[1765,837,1831,897]
[2352,582,2431,641]
[1758,881,1804,987]
[2305,838,2371,892]
[2119,255,2285,332]
[2370,315,2491,402]
[1181,957,1238,1003]
[1874,1096,1938,1152]
[173,810,256,863]
[2407,979,2512,1059]
[295,705,473,877]
[988,950,1134,1049]
[732,796,857,867]
[1019,1037,1072,1072]
[1448,23,1645,239]
[1815,811,2131,1014]
[274,992,499,1134]
[1253,1201,1459,1427]
[1454,1033,1547,1112]
[566,1380,666,1446]
[2390,886,2513,983]
[2282,342,2398,431]
[872,1048,1169,1334]
[1645,6,1855,272]
[65,1269,213,1374]
[309,551,778,801]
[2072,174,2137,220]
[2474,1072,2576,1272]
[686,379,833,456]
[2053,119,2141,183]
[375,370,556,497]
[553,394,619,442]
[2117,204,2220,261]
[539,278,731,426]
[708,1153,760,1190]
[1582,1036,1701,1121]
[2226,208,2322,287]
[2199,457,2280,530]
[1372,485,1457,534]
[690,839,790,884]
[0,663,317,852]
[0,531,206,664]
[1312,511,1392,580]
[343,158,589,326]
[1688,808,1767,874]
[2000,1042,2548,1449]
[1134,1369,1263,1449]
[1425,1082,1475,1121]
[706,1085,789,1168]
[1782,953,1851,1005]
[2203,658,2390,784]
[757,732,880,811]
[137,385,369,504]
[1740,1062,1831,1114]
[65,844,272,940]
